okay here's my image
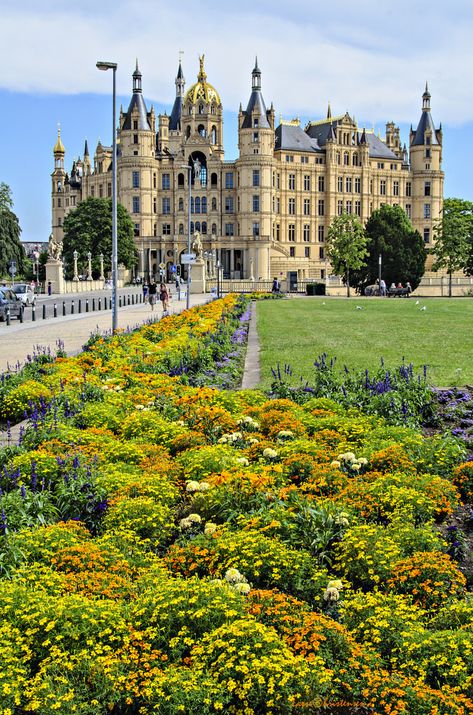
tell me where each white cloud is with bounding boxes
[1,0,472,124]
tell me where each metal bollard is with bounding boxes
[54,303,57,318]
[86,299,89,313]
[131,294,135,305]
[104,297,108,310]
[119,296,122,308]
[92,298,96,311]
[19,306,23,323]
[6,307,10,326]
[71,300,75,314]
[32,306,36,322]
[78,299,81,313]
[98,298,102,311]
[42,304,46,320]
[63,301,66,316]
[127,295,130,306]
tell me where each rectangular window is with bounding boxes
[303,198,310,216]
[153,173,157,189]
[346,176,352,192]
[253,132,259,143]
[252,169,260,187]
[318,175,325,192]
[288,224,295,242]
[355,177,361,193]
[303,224,310,242]
[288,198,296,215]
[285,155,294,163]
[153,223,157,237]
[318,225,324,243]
[132,171,140,188]
[301,156,309,164]
[380,179,386,195]
[304,174,310,191]
[424,181,431,196]
[289,246,295,257]
[355,200,361,217]
[153,198,157,213]
[337,200,343,215]
[406,181,412,197]
[318,199,325,216]
[338,176,343,192]
[225,223,234,236]
[424,203,431,219]
[107,183,111,198]
[162,224,171,235]
[99,185,103,198]
[252,222,260,237]
[134,223,140,236]
[393,180,399,196]
[253,195,260,212]
[162,174,171,190]
[346,200,352,214]
[276,224,280,241]
[225,197,234,213]
[288,173,295,190]
[162,197,171,214]
[132,196,140,213]
[425,148,431,158]
[424,228,430,243]
[319,247,325,259]
[90,186,95,197]
[133,134,138,144]
[377,162,384,169]
[225,172,234,189]
[57,198,62,207]
[405,203,411,218]
[304,246,310,258]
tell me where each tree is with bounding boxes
[326,213,368,297]
[0,183,25,277]
[432,198,473,297]
[62,197,137,279]
[351,204,426,293]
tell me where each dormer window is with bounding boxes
[253,118,259,128]
[253,132,259,143]
[426,136,431,145]
[133,120,138,130]
[199,104,204,115]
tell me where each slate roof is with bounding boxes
[169,96,183,131]
[122,92,151,131]
[411,110,439,146]
[241,90,270,129]
[275,123,322,152]
[306,118,398,159]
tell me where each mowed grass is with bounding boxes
[256,297,473,389]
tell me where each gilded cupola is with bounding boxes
[184,55,221,106]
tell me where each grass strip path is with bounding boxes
[257,297,473,388]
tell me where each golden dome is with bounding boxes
[184,55,221,106]
[53,126,65,155]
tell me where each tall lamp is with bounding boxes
[96,60,118,333]
[180,158,196,310]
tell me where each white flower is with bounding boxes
[236,457,249,466]
[327,579,344,591]
[263,448,278,460]
[233,582,251,595]
[357,457,368,466]
[248,437,259,445]
[218,435,228,444]
[330,460,341,468]
[224,568,246,584]
[351,462,361,471]
[188,513,202,523]
[186,480,201,493]
[204,522,217,536]
[277,430,294,440]
[334,514,349,527]
[179,517,192,529]
[135,404,145,410]
[323,586,340,602]
[199,481,210,492]
[340,452,356,462]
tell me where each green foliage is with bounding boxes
[432,198,473,295]
[353,203,427,292]
[326,213,368,296]
[0,182,25,276]
[62,197,137,278]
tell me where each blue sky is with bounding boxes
[1,0,472,245]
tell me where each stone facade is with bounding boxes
[51,57,443,282]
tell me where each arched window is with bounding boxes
[211,197,217,210]
[211,172,218,186]
[178,198,184,211]
[190,197,194,214]
[201,197,207,213]
[199,104,204,115]
[344,152,349,166]
[186,126,191,138]
[195,197,201,214]
[195,221,201,232]
[200,166,207,186]
[352,153,359,166]
[179,224,184,235]
[211,223,217,235]
[201,221,207,234]
[211,104,215,114]
[190,221,194,234]
[198,124,206,137]
[336,152,341,165]
[211,126,217,144]
[178,173,185,186]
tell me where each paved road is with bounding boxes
[0,290,210,374]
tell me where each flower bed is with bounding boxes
[0,296,472,714]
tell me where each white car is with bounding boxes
[12,283,36,305]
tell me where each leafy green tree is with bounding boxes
[326,213,368,297]
[351,204,426,293]
[0,183,25,277]
[62,197,137,278]
[432,198,473,297]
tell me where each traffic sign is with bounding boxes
[171,265,177,273]
[159,262,166,270]
[181,253,196,265]
[8,260,17,277]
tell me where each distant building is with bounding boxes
[51,56,443,281]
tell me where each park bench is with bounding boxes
[387,288,411,297]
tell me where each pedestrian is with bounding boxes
[142,282,149,301]
[47,281,52,296]
[271,277,280,293]
[406,281,412,295]
[379,278,386,297]
[148,281,157,310]
[159,283,170,314]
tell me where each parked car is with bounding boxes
[11,283,36,305]
[0,288,23,321]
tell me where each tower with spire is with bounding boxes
[51,126,66,245]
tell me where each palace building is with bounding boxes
[51,56,443,282]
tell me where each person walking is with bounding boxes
[148,281,157,310]
[159,283,170,314]
[142,282,149,302]
[47,281,52,296]
[379,278,386,297]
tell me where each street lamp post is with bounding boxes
[73,250,79,281]
[96,60,118,333]
[87,251,92,280]
[180,160,196,310]
[378,253,382,294]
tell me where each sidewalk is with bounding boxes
[0,293,210,374]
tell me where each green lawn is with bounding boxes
[256,297,473,388]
